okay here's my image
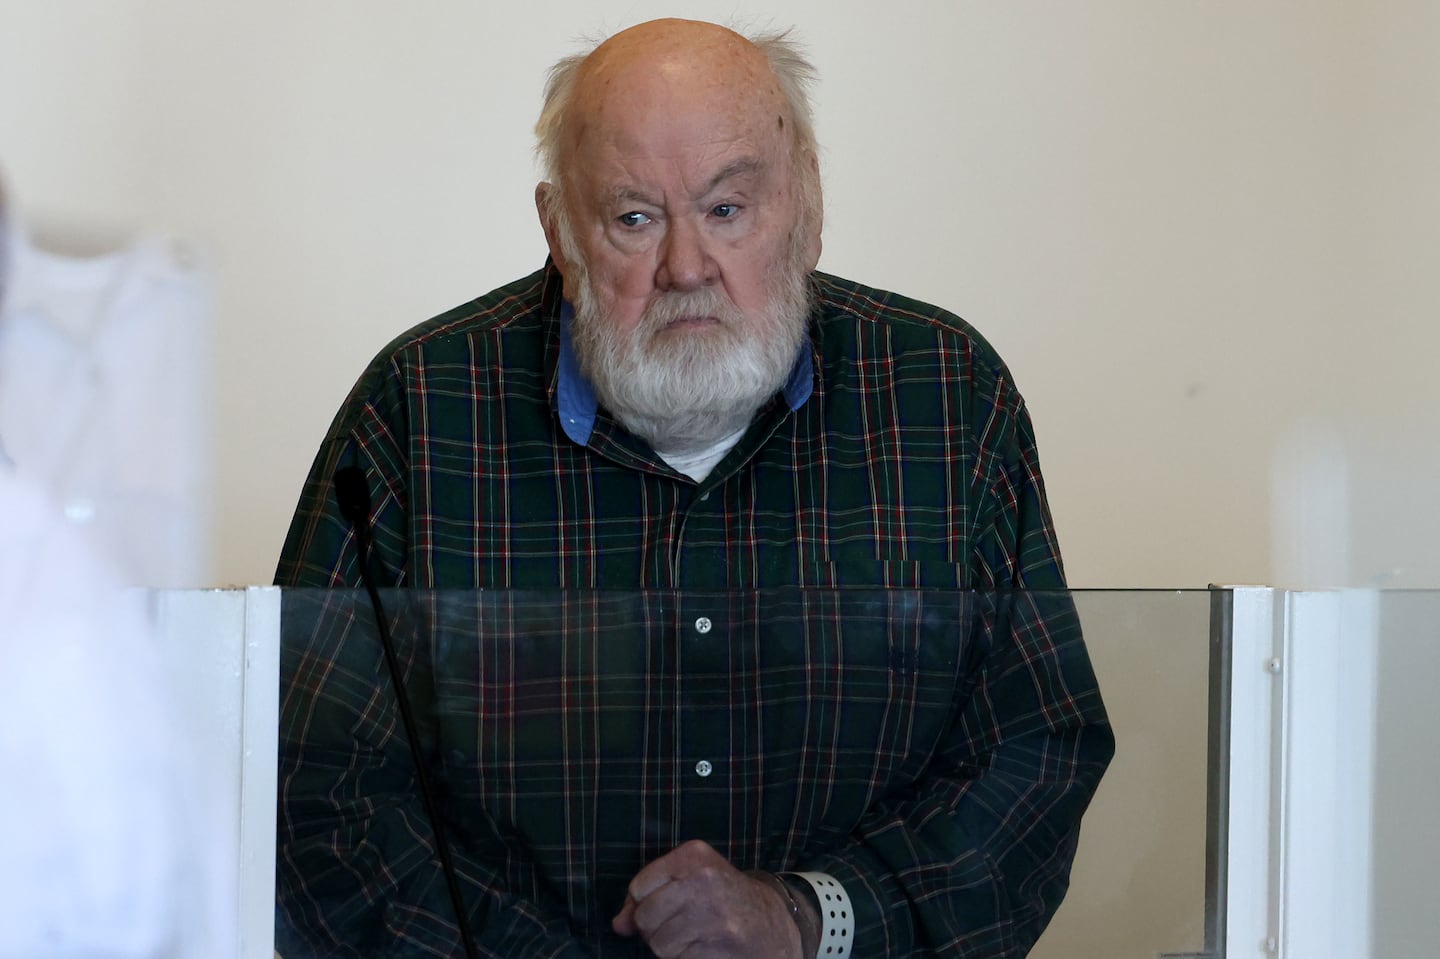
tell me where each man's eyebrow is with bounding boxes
[605,158,766,209]
[701,157,764,196]
[609,186,660,208]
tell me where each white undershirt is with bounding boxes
[655,425,748,482]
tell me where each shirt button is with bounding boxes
[695,760,713,777]
[694,617,712,634]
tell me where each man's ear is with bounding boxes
[802,221,823,274]
[535,182,573,278]
[800,153,823,273]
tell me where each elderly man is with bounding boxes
[276,18,1112,959]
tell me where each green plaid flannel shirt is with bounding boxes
[275,263,1113,957]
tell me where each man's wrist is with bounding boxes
[747,870,818,958]
[777,873,822,958]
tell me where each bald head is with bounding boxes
[570,21,790,165]
[535,20,819,207]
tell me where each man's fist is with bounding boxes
[611,840,804,958]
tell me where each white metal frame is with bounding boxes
[239,587,282,959]
[1222,587,1284,958]
[154,587,280,959]
[1223,588,1379,959]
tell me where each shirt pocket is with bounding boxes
[801,557,967,589]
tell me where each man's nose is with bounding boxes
[655,218,717,291]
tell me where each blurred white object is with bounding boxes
[0,469,204,957]
[0,200,213,586]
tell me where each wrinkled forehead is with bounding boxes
[566,24,794,167]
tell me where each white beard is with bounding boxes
[569,263,811,456]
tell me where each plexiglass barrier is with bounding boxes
[116,588,1437,958]
[272,589,1193,959]
[1368,592,1440,958]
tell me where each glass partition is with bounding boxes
[90,585,1426,958]
[1033,590,1218,959]
[275,589,1220,959]
[1370,591,1439,958]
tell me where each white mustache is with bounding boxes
[638,288,744,335]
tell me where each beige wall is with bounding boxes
[1,0,1436,589]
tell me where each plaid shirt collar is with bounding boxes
[555,297,816,447]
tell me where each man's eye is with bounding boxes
[711,203,739,219]
[617,211,652,227]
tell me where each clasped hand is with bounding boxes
[611,839,804,958]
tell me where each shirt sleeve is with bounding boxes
[969,371,1069,592]
[798,590,1112,956]
[273,368,589,957]
[797,374,1113,956]
[275,359,414,590]
[276,592,591,959]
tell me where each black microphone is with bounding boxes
[332,466,479,959]
[333,465,372,537]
